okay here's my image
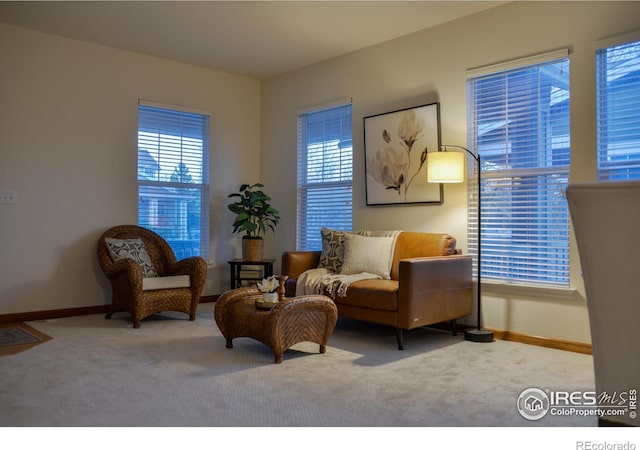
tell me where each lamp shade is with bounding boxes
[427,151,465,183]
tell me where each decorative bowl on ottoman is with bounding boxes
[255,276,280,309]
[255,293,278,310]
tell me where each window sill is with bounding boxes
[481,280,577,301]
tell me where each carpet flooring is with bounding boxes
[0,302,597,428]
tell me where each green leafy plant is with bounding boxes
[227,183,281,238]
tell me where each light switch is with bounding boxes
[0,191,17,204]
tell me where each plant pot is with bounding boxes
[262,292,278,304]
[242,237,264,262]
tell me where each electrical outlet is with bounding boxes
[0,190,17,204]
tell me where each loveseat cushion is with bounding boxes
[318,228,402,274]
[390,232,457,279]
[317,227,350,273]
[336,279,399,312]
[340,234,395,279]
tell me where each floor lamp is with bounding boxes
[426,145,494,343]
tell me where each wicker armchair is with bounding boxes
[97,225,207,328]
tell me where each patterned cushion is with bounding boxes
[105,238,158,277]
[317,227,349,273]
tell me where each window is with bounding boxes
[137,100,210,260]
[297,100,353,250]
[597,38,640,181]
[467,51,570,287]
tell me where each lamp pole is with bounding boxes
[442,145,494,343]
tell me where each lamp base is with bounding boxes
[464,328,494,343]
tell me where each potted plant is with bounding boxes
[227,183,281,261]
[256,275,280,307]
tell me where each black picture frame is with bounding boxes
[364,102,443,206]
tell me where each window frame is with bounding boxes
[296,99,353,251]
[466,50,571,288]
[596,32,640,182]
[137,99,210,261]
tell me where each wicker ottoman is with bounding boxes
[214,286,337,363]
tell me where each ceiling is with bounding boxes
[0,1,505,79]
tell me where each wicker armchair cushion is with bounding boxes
[142,275,191,291]
[105,237,158,277]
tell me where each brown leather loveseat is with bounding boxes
[282,231,473,349]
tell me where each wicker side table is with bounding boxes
[214,286,337,364]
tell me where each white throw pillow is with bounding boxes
[340,234,395,279]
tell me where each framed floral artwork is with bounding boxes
[364,102,443,205]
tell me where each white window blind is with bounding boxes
[137,100,210,260]
[597,38,640,181]
[297,101,353,250]
[467,52,570,287]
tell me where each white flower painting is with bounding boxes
[364,103,443,205]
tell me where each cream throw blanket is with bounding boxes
[295,268,382,298]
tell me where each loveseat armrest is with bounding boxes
[281,251,321,296]
[396,254,473,330]
[281,251,321,279]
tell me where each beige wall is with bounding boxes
[261,1,640,344]
[2,2,639,344]
[0,23,261,314]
